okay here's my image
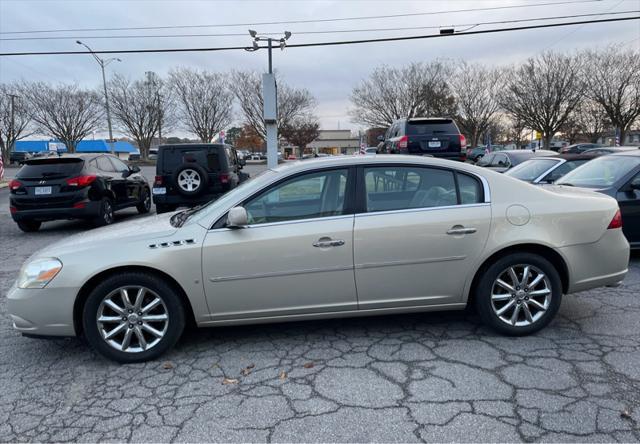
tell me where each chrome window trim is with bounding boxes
[354,202,490,218]
[532,159,566,184]
[207,214,354,232]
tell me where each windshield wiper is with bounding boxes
[170,204,205,228]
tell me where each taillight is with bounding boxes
[154,175,164,185]
[10,206,17,214]
[219,173,230,184]
[397,136,409,151]
[73,201,86,209]
[66,175,97,187]
[9,179,22,190]
[608,209,623,229]
[459,134,467,150]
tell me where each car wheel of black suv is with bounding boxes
[94,197,115,227]
[17,220,42,233]
[82,272,186,363]
[475,253,562,336]
[136,188,151,214]
[173,164,208,196]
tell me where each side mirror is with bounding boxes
[130,165,141,173]
[377,135,385,142]
[226,206,248,228]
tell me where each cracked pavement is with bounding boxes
[1,180,639,442]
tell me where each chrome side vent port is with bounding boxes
[160,242,170,248]
[148,244,158,249]
[185,239,195,244]
[172,241,183,246]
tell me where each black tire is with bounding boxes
[136,187,151,214]
[93,197,115,227]
[82,272,186,363]
[17,220,41,232]
[475,253,563,336]
[172,164,208,196]
[155,204,175,214]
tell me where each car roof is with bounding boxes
[610,149,640,157]
[25,153,99,161]
[158,143,225,150]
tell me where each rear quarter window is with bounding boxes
[17,159,84,179]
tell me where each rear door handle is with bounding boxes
[446,226,477,235]
[313,238,345,248]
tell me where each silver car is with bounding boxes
[7,156,630,362]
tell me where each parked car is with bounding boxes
[467,147,488,162]
[9,151,31,165]
[9,154,150,232]
[32,151,58,159]
[582,146,640,155]
[152,143,246,214]
[475,150,558,172]
[559,143,602,154]
[7,155,629,362]
[250,153,263,160]
[556,150,640,249]
[128,153,141,162]
[504,154,599,184]
[549,141,569,151]
[379,117,467,161]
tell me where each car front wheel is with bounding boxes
[475,253,562,336]
[82,272,185,363]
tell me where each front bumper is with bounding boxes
[6,282,77,337]
[561,229,630,294]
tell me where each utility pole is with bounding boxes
[9,94,17,154]
[246,30,291,169]
[77,40,120,155]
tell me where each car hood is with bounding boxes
[36,213,179,258]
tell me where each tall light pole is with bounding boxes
[246,30,291,169]
[76,40,120,154]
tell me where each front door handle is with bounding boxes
[313,238,345,248]
[446,226,477,235]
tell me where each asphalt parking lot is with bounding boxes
[1,163,639,442]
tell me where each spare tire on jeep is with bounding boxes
[173,163,208,196]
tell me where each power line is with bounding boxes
[1,10,637,42]
[1,16,637,57]
[0,0,605,35]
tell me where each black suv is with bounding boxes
[379,118,467,161]
[152,143,247,213]
[9,154,151,232]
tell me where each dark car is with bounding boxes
[152,143,247,213]
[379,117,467,161]
[475,149,558,173]
[466,147,487,162]
[582,146,640,155]
[504,153,600,184]
[556,150,640,248]
[9,154,150,232]
[9,151,31,165]
[559,143,602,154]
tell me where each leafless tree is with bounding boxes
[0,83,32,164]
[349,61,457,128]
[230,71,316,140]
[169,67,233,143]
[581,46,640,144]
[505,116,528,148]
[108,73,170,160]
[22,82,103,153]
[280,116,320,157]
[449,61,503,147]
[499,52,584,149]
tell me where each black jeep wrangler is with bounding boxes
[152,143,247,214]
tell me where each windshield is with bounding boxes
[505,159,561,182]
[556,156,640,188]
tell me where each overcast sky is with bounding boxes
[1,0,639,138]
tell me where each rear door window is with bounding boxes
[162,147,221,172]
[17,159,84,179]
[406,119,457,135]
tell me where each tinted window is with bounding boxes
[458,173,483,204]
[161,146,221,172]
[557,156,640,188]
[364,166,457,212]
[17,159,83,179]
[477,153,494,166]
[244,169,348,224]
[544,160,588,182]
[506,159,561,182]
[109,156,129,172]
[96,156,116,172]
[491,154,509,167]
[406,119,457,135]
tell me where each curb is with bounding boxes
[0,182,7,189]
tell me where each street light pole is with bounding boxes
[77,40,120,155]
[246,30,291,169]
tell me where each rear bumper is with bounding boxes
[561,229,630,294]
[10,200,101,222]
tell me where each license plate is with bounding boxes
[35,186,52,195]
[152,187,166,195]
[428,141,441,148]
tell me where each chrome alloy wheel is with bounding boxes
[177,169,201,192]
[490,264,552,327]
[96,286,169,353]
[103,200,114,224]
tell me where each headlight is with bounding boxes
[17,258,63,289]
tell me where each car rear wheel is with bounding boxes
[16,220,42,232]
[82,272,185,363]
[94,197,114,227]
[475,253,562,336]
[136,188,151,214]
